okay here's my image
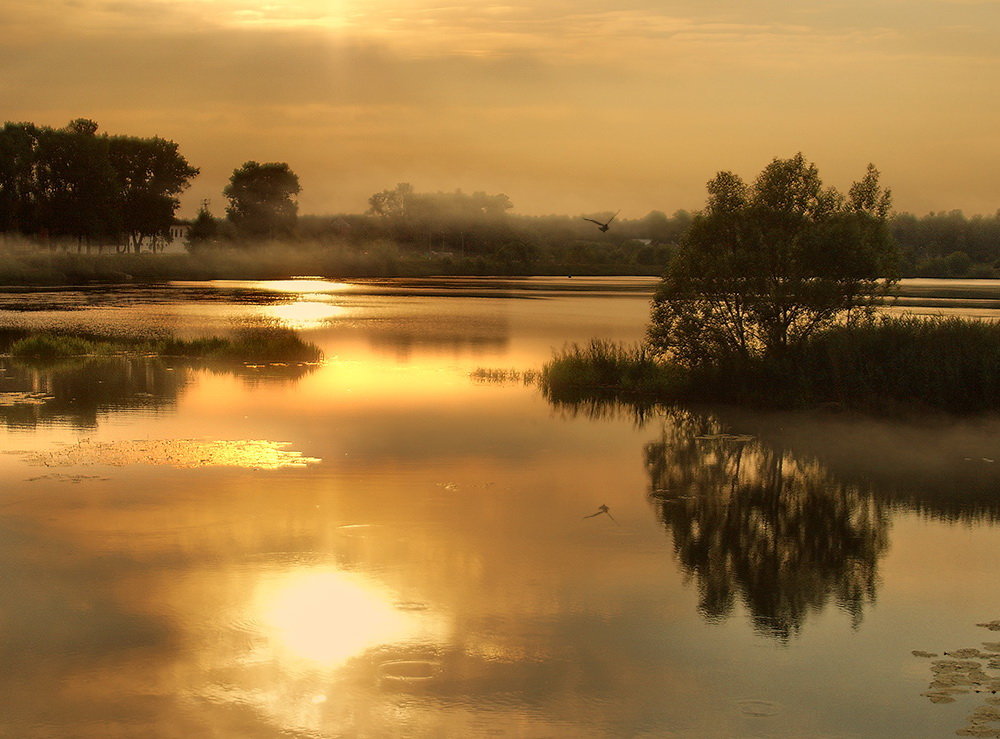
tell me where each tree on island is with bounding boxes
[649,153,897,366]
[224,161,300,239]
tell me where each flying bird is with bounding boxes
[582,211,620,232]
[583,504,617,523]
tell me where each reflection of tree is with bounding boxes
[645,409,889,640]
[0,356,317,429]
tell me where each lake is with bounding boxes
[1,277,999,738]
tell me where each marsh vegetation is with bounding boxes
[4,324,323,364]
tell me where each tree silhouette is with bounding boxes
[649,154,897,365]
[224,161,300,239]
[107,135,198,253]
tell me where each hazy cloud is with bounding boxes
[3,0,999,215]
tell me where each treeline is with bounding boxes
[192,181,684,275]
[0,119,197,252]
[3,117,999,279]
[892,210,1000,277]
[199,180,1000,277]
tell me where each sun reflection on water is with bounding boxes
[261,300,347,329]
[254,568,432,669]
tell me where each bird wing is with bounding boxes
[582,218,603,226]
[606,210,620,225]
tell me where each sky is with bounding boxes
[3,0,999,218]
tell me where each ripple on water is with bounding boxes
[737,699,781,717]
[377,659,442,684]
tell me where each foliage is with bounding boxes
[224,161,300,238]
[649,154,897,365]
[107,134,199,252]
[187,204,219,246]
[0,119,197,250]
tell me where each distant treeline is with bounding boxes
[3,118,999,279]
[191,182,688,275]
[197,182,1000,278]
[0,119,197,252]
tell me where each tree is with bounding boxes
[224,161,300,239]
[649,154,897,365]
[0,122,41,234]
[107,135,198,253]
[34,120,119,249]
[187,202,219,247]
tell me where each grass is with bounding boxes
[540,340,685,403]
[7,325,323,364]
[776,316,1000,412]
[469,368,540,385]
[539,317,1000,414]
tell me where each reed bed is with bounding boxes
[540,340,684,403]
[541,317,1000,413]
[7,325,323,364]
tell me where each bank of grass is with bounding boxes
[541,317,1000,413]
[8,325,323,364]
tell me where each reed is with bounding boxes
[6,325,323,364]
[540,340,684,402]
[540,317,1000,413]
[9,334,114,359]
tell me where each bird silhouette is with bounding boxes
[582,211,619,232]
[583,504,617,523]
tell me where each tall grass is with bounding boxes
[541,340,684,402]
[786,316,1000,412]
[540,317,1000,413]
[7,325,323,364]
[10,334,115,359]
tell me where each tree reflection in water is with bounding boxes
[0,356,317,430]
[645,409,890,641]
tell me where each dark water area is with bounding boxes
[0,277,999,737]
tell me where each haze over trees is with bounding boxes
[0,119,198,251]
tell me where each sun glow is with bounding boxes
[255,568,423,668]
[263,300,347,329]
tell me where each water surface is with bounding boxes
[1,277,998,737]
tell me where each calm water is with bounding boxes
[1,277,999,738]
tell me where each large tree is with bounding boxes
[107,134,199,253]
[34,119,120,247]
[224,161,300,239]
[649,154,897,365]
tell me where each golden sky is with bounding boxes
[4,0,999,217]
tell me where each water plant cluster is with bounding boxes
[5,324,322,364]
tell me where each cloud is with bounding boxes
[2,0,999,215]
